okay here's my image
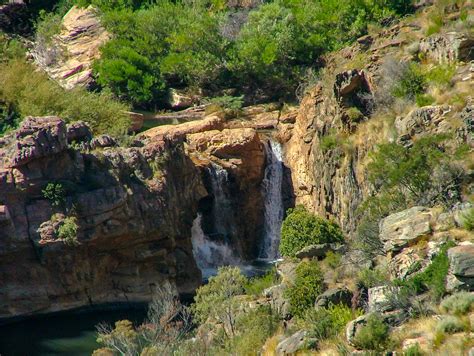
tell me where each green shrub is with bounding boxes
[302,303,363,341]
[57,216,79,246]
[426,64,455,88]
[394,242,455,300]
[392,62,426,101]
[415,93,435,107]
[192,266,247,325]
[460,208,474,231]
[279,206,344,257]
[320,134,339,152]
[42,182,65,207]
[440,292,474,315]
[35,9,62,45]
[244,267,280,296]
[352,313,390,351]
[346,107,364,122]
[357,267,389,289]
[285,260,325,317]
[224,305,279,355]
[207,95,244,112]
[436,315,467,334]
[324,251,342,269]
[0,59,130,135]
[404,343,424,356]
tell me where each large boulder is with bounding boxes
[315,287,353,308]
[446,244,474,292]
[379,207,433,253]
[419,32,474,64]
[368,286,400,313]
[276,330,307,355]
[32,6,110,89]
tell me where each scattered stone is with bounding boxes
[276,330,307,356]
[388,248,423,279]
[419,32,474,64]
[295,243,343,259]
[315,287,353,308]
[379,206,432,253]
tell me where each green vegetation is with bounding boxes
[352,313,390,351]
[394,242,455,300]
[301,304,363,341]
[461,208,474,231]
[285,260,325,317]
[324,251,342,269]
[357,267,389,289]
[57,216,79,246]
[436,315,468,334]
[404,343,424,356]
[0,59,130,135]
[440,292,474,316]
[244,267,280,296]
[42,182,65,207]
[279,206,344,257]
[392,62,426,101]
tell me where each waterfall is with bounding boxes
[191,163,239,278]
[191,213,238,278]
[259,139,284,260]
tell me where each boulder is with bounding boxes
[66,121,92,143]
[395,105,451,144]
[388,248,423,279]
[315,287,353,308]
[166,88,193,110]
[368,286,400,313]
[333,69,370,101]
[419,32,474,64]
[263,284,290,318]
[90,134,117,149]
[447,244,474,291]
[379,207,432,253]
[32,6,110,89]
[452,202,473,227]
[7,116,67,168]
[276,330,307,355]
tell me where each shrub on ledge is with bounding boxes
[279,206,344,257]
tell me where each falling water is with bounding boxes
[259,139,284,260]
[191,213,238,278]
[208,163,235,237]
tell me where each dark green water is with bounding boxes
[0,307,147,356]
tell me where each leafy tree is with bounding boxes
[192,266,247,337]
[279,206,344,257]
[285,260,325,317]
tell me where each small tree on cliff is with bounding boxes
[279,206,344,257]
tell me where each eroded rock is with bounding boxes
[447,244,474,291]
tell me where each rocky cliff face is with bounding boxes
[0,117,205,320]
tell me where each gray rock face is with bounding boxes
[263,284,290,318]
[66,121,92,143]
[276,330,307,355]
[379,207,432,253]
[368,286,400,313]
[388,248,423,279]
[315,287,353,308]
[447,244,474,291]
[419,32,474,64]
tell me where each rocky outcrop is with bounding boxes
[447,244,474,291]
[379,207,432,253]
[419,32,474,64]
[276,330,308,356]
[32,6,109,89]
[315,287,353,308]
[0,117,205,321]
[295,243,343,259]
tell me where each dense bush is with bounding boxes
[0,59,130,135]
[440,292,474,315]
[285,260,325,317]
[42,183,65,207]
[301,303,363,341]
[244,267,280,296]
[279,206,344,257]
[436,315,468,334]
[57,216,79,246]
[352,313,390,351]
[461,208,474,231]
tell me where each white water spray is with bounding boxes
[259,139,284,260]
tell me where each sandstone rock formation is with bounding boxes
[0,116,205,320]
[32,6,109,89]
[447,244,474,291]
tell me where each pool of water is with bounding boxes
[0,306,147,356]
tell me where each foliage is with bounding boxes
[0,59,130,135]
[461,208,474,231]
[35,9,62,45]
[404,343,424,356]
[301,303,363,341]
[415,93,435,107]
[440,292,474,316]
[320,134,339,153]
[207,95,244,111]
[244,267,280,296]
[357,267,389,289]
[394,242,455,300]
[392,62,426,101]
[324,251,342,269]
[279,206,344,257]
[42,182,65,207]
[57,216,79,246]
[352,313,390,351]
[224,305,279,355]
[97,282,191,354]
[285,260,325,317]
[192,266,247,337]
[436,315,468,334]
